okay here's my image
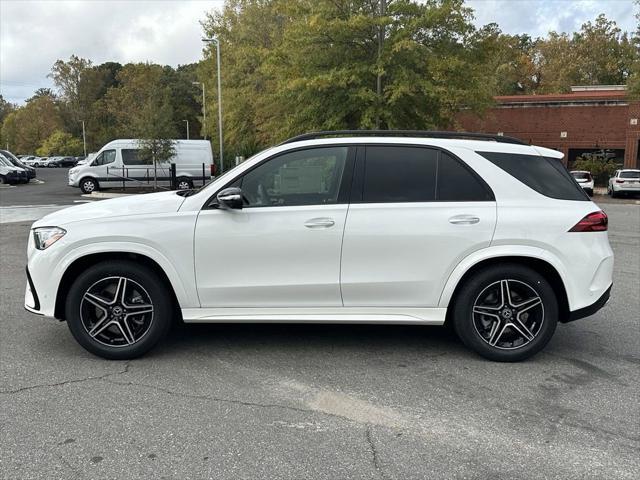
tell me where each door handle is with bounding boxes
[304,218,335,228]
[449,215,480,225]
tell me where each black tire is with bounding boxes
[452,264,558,362]
[176,177,193,190]
[586,189,593,197]
[79,177,98,194]
[65,261,174,359]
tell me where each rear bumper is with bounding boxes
[564,284,612,323]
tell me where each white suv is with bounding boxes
[25,131,613,361]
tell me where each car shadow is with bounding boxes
[153,322,467,359]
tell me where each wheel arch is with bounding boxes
[54,251,182,321]
[441,254,570,323]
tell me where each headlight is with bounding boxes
[33,227,66,250]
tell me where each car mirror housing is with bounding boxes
[216,187,243,209]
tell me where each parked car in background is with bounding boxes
[0,154,28,183]
[27,131,612,362]
[608,169,640,197]
[68,139,214,193]
[75,153,96,166]
[46,156,61,167]
[31,157,48,167]
[570,170,594,196]
[0,149,37,180]
[50,156,78,168]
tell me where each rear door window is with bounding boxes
[361,146,493,203]
[437,152,494,201]
[477,151,589,201]
[363,146,437,202]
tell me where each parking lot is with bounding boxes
[1,172,639,479]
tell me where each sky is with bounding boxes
[0,0,637,104]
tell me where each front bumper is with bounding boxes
[564,284,612,323]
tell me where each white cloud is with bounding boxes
[0,0,636,104]
[0,0,224,103]
[466,0,636,37]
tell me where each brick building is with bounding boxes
[457,85,640,169]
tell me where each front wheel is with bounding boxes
[79,177,98,194]
[65,261,174,359]
[452,264,558,362]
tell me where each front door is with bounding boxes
[341,145,497,307]
[194,145,354,308]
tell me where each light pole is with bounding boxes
[192,81,206,140]
[81,120,87,156]
[183,120,190,140]
[203,37,224,174]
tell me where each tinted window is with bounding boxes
[122,149,144,165]
[571,172,591,180]
[477,151,589,201]
[363,146,437,202]
[239,146,347,207]
[93,150,116,166]
[437,152,493,201]
[620,171,640,179]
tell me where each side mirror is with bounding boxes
[216,187,243,209]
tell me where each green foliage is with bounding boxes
[1,95,63,154]
[201,0,499,158]
[36,130,84,156]
[573,155,619,187]
[491,13,639,95]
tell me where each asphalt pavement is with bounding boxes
[0,174,639,479]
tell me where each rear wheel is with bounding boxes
[452,264,558,362]
[65,261,173,359]
[79,177,98,194]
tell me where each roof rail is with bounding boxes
[280,130,527,145]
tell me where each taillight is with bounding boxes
[569,211,608,232]
[210,163,216,176]
[615,179,625,183]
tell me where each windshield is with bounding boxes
[620,171,640,179]
[0,155,14,167]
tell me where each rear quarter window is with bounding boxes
[477,151,589,201]
[620,171,640,179]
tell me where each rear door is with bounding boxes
[340,145,497,307]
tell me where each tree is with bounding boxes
[36,130,84,156]
[0,96,63,154]
[102,63,178,188]
[201,0,498,160]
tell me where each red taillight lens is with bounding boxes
[210,163,216,176]
[569,211,608,232]
[615,179,625,183]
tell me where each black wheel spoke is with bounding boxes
[80,276,154,348]
[473,279,544,350]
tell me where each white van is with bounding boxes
[68,139,214,193]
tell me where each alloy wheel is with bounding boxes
[472,279,544,350]
[80,276,154,347]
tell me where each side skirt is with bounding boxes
[181,307,447,325]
